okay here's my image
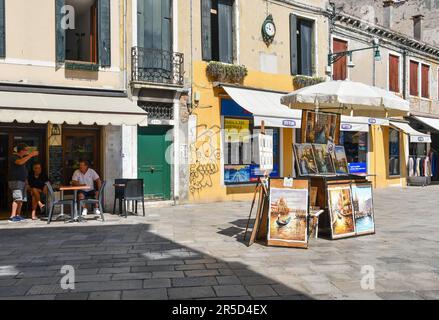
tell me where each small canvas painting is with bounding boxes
[327,184,356,239]
[268,188,308,245]
[334,146,349,174]
[312,144,336,175]
[294,144,319,176]
[352,183,375,235]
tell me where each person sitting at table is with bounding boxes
[71,160,102,216]
[28,162,49,220]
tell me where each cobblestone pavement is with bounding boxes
[1,185,439,300]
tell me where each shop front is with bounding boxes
[0,90,148,218]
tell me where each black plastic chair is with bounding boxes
[123,179,145,218]
[46,182,75,224]
[79,181,106,222]
[113,178,127,214]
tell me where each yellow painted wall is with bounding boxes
[369,125,407,188]
[189,61,296,203]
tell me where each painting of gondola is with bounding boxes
[351,183,375,235]
[268,188,308,247]
[294,144,319,176]
[327,184,356,239]
[312,144,336,175]
[334,146,349,175]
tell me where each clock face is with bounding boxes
[264,22,276,37]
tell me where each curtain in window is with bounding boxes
[98,0,111,67]
[0,0,5,58]
[218,0,233,64]
[201,0,212,61]
[55,0,66,64]
[299,19,313,76]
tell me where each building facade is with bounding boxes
[0,0,149,212]
[330,1,439,188]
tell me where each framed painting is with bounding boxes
[312,144,336,175]
[294,144,319,176]
[327,184,356,239]
[268,187,309,248]
[334,146,349,175]
[351,183,375,236]
[302,111,341,144]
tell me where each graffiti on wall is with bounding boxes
[189,124,221,195]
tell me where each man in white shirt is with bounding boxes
[72,160,102,216]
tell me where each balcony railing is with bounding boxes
[131,47,184,86]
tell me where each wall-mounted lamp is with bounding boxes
[328,38,381,68]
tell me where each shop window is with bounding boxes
[223,117,280,185]
[421,64,430,99]
[389,54,400,93]
[410,60,419,96]
[340,131,368,174]
[332,38,348,80]
[56,0,111,67]
[201,0,234,64]
[290,15,315,76]
[389,128,400,176]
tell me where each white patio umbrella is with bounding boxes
[281,80,410,118]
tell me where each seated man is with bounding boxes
[71,160,102,216]
[28,162,49,220]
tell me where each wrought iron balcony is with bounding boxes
[131,47,184,86]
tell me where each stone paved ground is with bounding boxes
[0,185,439,300]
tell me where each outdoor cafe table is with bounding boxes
[59,185,92,222]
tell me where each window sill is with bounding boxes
[65,61,99,72]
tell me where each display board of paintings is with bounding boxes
[302,111,340,145]
[333,146,349,174]
[312,144,336,175]
[327,184,356,239]
[351,183,375,235]
[294,144,318,176]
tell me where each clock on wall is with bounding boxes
[262,14,276,47]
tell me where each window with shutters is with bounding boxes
[332,38,348,81]
[56,0,111,67]
[388,54,400,93]
[421,64,430,99]
[0,0,5,58]
[290,15,315,76]
[201,0,234,64]
[410,60,419,96]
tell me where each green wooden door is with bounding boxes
[137,126,171,200]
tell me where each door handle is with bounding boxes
[150,167,155,173]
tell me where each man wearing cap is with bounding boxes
[8,143,39,222]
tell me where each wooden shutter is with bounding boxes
[410,61,419,96]
[98,0,111,67]
[290,14,298,75]
[299,19,313,76]
[201,0,212,61]
[421,64,430,98]
[332,38,347,80]
[0,0,5,58]
[389,54,400,93]
[90,4,98,63]
[55,0,66,64]
[218,0,233,64]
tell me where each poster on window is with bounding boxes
[327,184,356,239]
[351,183,375,236]
[268,187,308,247]
[258,133,273,172]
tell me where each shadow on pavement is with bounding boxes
[0,224,312,300]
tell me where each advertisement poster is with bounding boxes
[258,134,273,172]
[352,184,375,235]
[268,188,308,245]
[327,184,356,239]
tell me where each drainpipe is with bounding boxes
[123,0,127,93]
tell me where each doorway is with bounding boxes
[0,125,47,217]
[137,126,171,200]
